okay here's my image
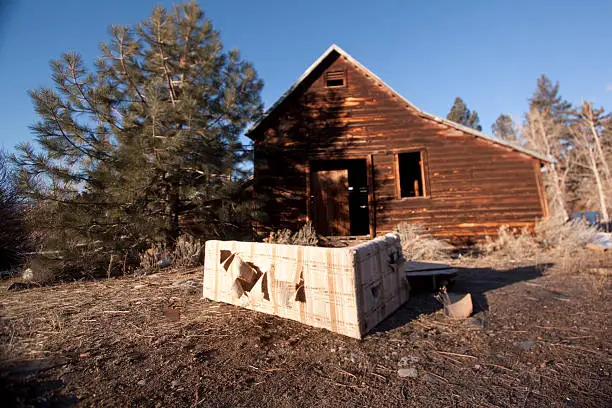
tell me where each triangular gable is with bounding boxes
[247,44,551,163]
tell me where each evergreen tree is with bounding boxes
[13,2,263,274]
[492,114,518,143]
[0,150,30,269]
[446,97,482,131]
[529,75,572,122]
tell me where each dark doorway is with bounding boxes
[310,159,370,236]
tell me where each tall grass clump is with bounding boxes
[265,222,319,246]
[394,223,452,261]
[478,217,600,269]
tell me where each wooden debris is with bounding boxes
[586,243,608,253]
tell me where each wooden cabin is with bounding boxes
[247,45,549,243]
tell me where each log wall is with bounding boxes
[252,51,546,242]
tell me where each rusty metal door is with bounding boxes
[311,169,350,236]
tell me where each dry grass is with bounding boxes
[476,218,600,272]
[393,223,452,261]
[171,235,203,268]
[138,235,203,273]
[1,260,610,407]
[264,222,318,246]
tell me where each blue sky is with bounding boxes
[1,0,610,153]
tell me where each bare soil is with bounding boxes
[1,256,610,407]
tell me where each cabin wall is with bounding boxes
[252,52,546,242]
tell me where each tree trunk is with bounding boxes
[584,104,611,183]
[532,114,569,219]
[588,147,610,222]
[165,191,180,247]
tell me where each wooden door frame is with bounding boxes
[306,155,375,238]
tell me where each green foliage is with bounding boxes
[529,75,572,122]
[0,150,30,269]
[12,2,263,278]
[446,97,482,131]
[492,114,518,143]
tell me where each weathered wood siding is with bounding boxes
[252,51,546,242]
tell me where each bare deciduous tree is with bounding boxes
[523,108,571,219]
[571,102,611,221]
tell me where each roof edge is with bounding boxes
[246,44,552,163]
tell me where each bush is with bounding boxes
[478,225,538,260]
[478,217,599,265]
[265,222,319,246]
[393,223,451,261]
[138,234,203,273]
[172,235,203,268]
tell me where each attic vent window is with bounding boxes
[397,151,427,198]
[325,70,346,88]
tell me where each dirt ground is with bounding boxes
[1,255,610,407]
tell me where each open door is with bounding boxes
[310,169,350,236]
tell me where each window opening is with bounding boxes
[325,70,346,88]
[398,152,425,198]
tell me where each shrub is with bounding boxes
[478,217,599,265]
[393,223,451,261]
[138,234,203,273]
[265,222,319,246]
[172,235,203,268]
[478,225,538,260]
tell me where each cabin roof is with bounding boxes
[246,44,551,163]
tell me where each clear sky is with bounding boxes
[1,0,610,153]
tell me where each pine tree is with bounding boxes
[446,97,482,131]
[492,114,518,143]
[12,2,263,274]
[529,75,572,122]
[0,150,29,269]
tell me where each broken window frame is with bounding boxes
[394,150,429,199]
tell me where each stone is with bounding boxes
[398,367,418,378]
[137,379,146,386]
[518,341,535,350]
[463,316,487,329]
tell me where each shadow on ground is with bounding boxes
[373,263,553,333]
[0,358,79,407]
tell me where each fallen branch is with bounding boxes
[423,369,448,382]
[435,350,478,359]
[369,372,387,382]
[337,368,357,379]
